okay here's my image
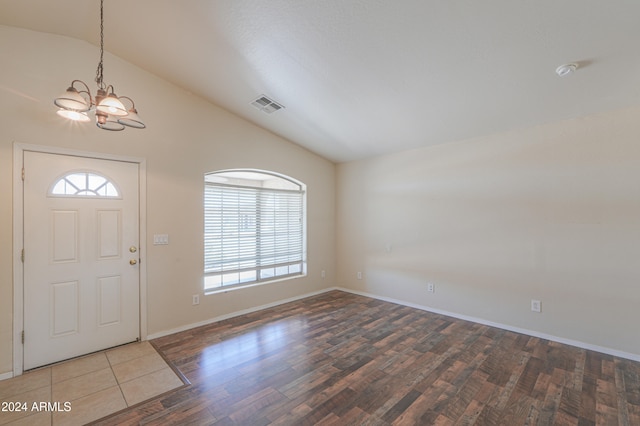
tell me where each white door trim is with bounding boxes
[12,142,148,377]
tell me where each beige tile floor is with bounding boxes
[0,341,185,426]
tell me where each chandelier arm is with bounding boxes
[118,96,136,109]
[70,80,94,105]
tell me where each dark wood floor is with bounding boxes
[95,290,640,425]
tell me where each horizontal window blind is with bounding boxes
[204,182,304,289]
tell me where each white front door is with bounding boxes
[23,151,140,370]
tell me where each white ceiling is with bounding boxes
[2,0,640,163]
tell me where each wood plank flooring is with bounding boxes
[95,290,640,425]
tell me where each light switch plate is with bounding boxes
[153,234,169,245]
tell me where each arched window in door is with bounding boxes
[49,171,120,198]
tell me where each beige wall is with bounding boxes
[0,26,336,375]
[337,107,640,357]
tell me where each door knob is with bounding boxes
[130,259,138,265]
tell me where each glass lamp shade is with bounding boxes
[95,111,125,131]
[56,108,91,122]
[117,108,146,129]
[98,120,125,131]
[96,94,128,116]
[54,87,90,112]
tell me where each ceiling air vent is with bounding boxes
[251,95,284,114]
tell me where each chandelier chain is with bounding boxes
[95,0,105,89]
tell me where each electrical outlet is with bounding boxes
[192,294,200,305]
[321,270,326,279]
[357,271,362,280]
[427,283,435,293]
[531,299,541,313]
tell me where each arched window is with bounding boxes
[50,171,120,198]
[204,170,306,291]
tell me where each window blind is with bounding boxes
[204,182,304,289]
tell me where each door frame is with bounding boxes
[12,142,148,376]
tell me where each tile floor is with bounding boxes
[0,341,186,426]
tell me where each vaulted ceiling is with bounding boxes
[1,0,639,163]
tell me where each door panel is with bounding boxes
[97,275,122,326]
[51,210,78,262]
[51,280,79,336]
[23,151,140,370]
[97,210,121,259]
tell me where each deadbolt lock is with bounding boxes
[129,246,137,253]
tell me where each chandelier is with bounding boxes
[53,0,145,131]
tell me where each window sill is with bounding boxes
[204,273,306,296]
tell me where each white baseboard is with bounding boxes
[336,287,640,363]
[17,285,634,382]
[147,287,339,340]
[146,285,640,363]
[0,371,14,381]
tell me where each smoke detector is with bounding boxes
[251,95,284,114]
[555,63,578,77]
